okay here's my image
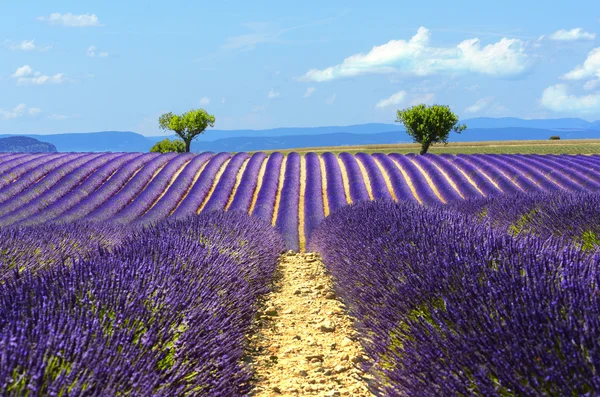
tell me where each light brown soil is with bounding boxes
[245,251,374,396]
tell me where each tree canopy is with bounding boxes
[395,104,467,155]
[158,109,216,152]
[149,138,186,154]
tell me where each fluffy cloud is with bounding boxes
[0,104,42,120]
[584,79,600,90]
[548,28,596,41]
[37,13,101,27]
[541,84,600,113]
[562,47,600,80]
[4,39,51,52]
[5,39,35,51]
[408,93,436,107]
[464,96,508,115]
[304,87,316,98]
[267,89,280,99]
[199,97,210,105]
[10,65,65,85]
[86,45,108,57]
[11,65,33,78]
[325,93,336,105]
[375,90,406,108]
[298,27,532,82]
[464,96,494,113]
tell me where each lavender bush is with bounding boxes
[0,210,284,396]
[309,199,600,396]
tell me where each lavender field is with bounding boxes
[1,151,599,395]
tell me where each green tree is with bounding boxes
[150,138,186,153]
[395,104,467,155]
[158,108,216,152]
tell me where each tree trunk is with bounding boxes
[420,140,431,155]
[185,140,191,153]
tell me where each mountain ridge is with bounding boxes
[2,117,600,152]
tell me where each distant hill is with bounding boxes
[148,123,407,143]
[196,128,600,152]
[1,117,600,152]
[0,131,151,152]
[460,117,594,130]
[0,136,57,152]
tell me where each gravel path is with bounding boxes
[245,251,374,396]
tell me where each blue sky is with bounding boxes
[1,0,599,136]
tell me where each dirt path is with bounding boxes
[245,251,374,396]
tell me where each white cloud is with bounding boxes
[562,47,600,80]
[464,96,509,115]
[464,96,494,113]
[28,107,41,116]
[221,97,226,104]
[199,97,210,105]
[10,65,66,85]
[298,26,532,82]
[5,39,35,51]
[304,87,316,97]
[267,89,280,99]
[549,28,596,41]
[0,104,42,120]
[48,113,69,120]
[584,79,600,90]
[541,84,600,113]
[325,93,336,105]
[375,90,406,108]
[37,13,101,27]
[409,93,435,107]
[86,45,108,57]
[11,65,33,78]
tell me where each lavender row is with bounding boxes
[371,153,418,202]
[84,153,176,222]
[170,152,232,219]
[201,152,250,213]
[321,152,347,213]
[0,153,41,177]
[252,152,284,222]
[227,152,267,212]
[0,153,61,191]
[448,190,600,250]
[309,199,600,396]
[135,153,214,225]
[110,153,196,224]
[304,153,325,241]
[389,154,441,205]
[490,154,562,192]
[275,152,301,251]
[0,210,284,396]
[456,153,521,194]
[53,153,159,223]
[422,154,483,199]
[16,153,143,226]
[0,153,79,204]
[469,154,540,193]
[0,153,124,226]
[355,153,391,200]
[514,154,586,191]
[524,154,600,190]
[0,153,102,218]
[0,221,129,281]
[339,152,370,202]
[558,154,600,183]
[408,154,464,202]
